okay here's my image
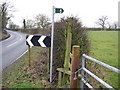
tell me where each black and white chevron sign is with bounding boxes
[26,35,51,47]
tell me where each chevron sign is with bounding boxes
[26,35,51,47]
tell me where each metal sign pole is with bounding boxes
[50,6,55,82]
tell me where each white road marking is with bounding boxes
[2,46,32,73]
[6,33,23,47]
[19,35,22,40]
[7,41,18,47]
[38,36,46,47]
[9,46,32,67]
[15,50,28,62]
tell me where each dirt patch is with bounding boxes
[20,48,52,88]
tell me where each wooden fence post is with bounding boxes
[70,45,81,88]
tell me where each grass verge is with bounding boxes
[2,47,51,88]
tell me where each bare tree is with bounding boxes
[107,22,112,30]
[34,14,50,29]
[26,19,35,29]
[8,21,19,29]
[96,16,108,30]
[0,5,2,29]
[1,2,14,31]
[113,22,118,30]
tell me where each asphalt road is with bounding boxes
[0,30,28,74]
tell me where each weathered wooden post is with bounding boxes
[58,71,62,87]
[70,45,81,88]
[28,46,31,67]
[47,48,50,72]
[62,18,72,85]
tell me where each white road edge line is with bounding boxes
[2,48,28,72]
[15,49,28,61]
[9,46,32,67]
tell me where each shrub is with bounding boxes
[52,16,90,83]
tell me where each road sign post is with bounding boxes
[50,6,55,82]
[26,6,64,82]
[26,35,51,67]
[28,45,31,67]
[50,6,64,82]
[47,48,50,72]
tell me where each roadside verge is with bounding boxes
[2,47,52,88]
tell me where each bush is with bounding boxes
[71,17,90,55]
[52,16,90,83]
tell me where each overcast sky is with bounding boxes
[1,0,119,27]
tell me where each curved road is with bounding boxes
[0,30,28,74]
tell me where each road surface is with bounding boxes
[0,30,28,74]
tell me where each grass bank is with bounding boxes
[0,30,10,41]
[88,31,119,88]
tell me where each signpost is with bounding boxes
[26,6,64,83]
[50,6,64,82]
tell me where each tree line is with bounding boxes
[0,1,119,31]
[0,2,12,34]
[22,14,51,29]
[96,16,118,30]
[0,2,51,30]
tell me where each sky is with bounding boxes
[1,0,120,27]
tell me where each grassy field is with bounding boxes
[89,31,119,88]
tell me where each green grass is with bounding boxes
[89,31,119,88]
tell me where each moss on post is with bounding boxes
[62,18,72,86]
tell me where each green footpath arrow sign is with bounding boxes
[55,8,64,13]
